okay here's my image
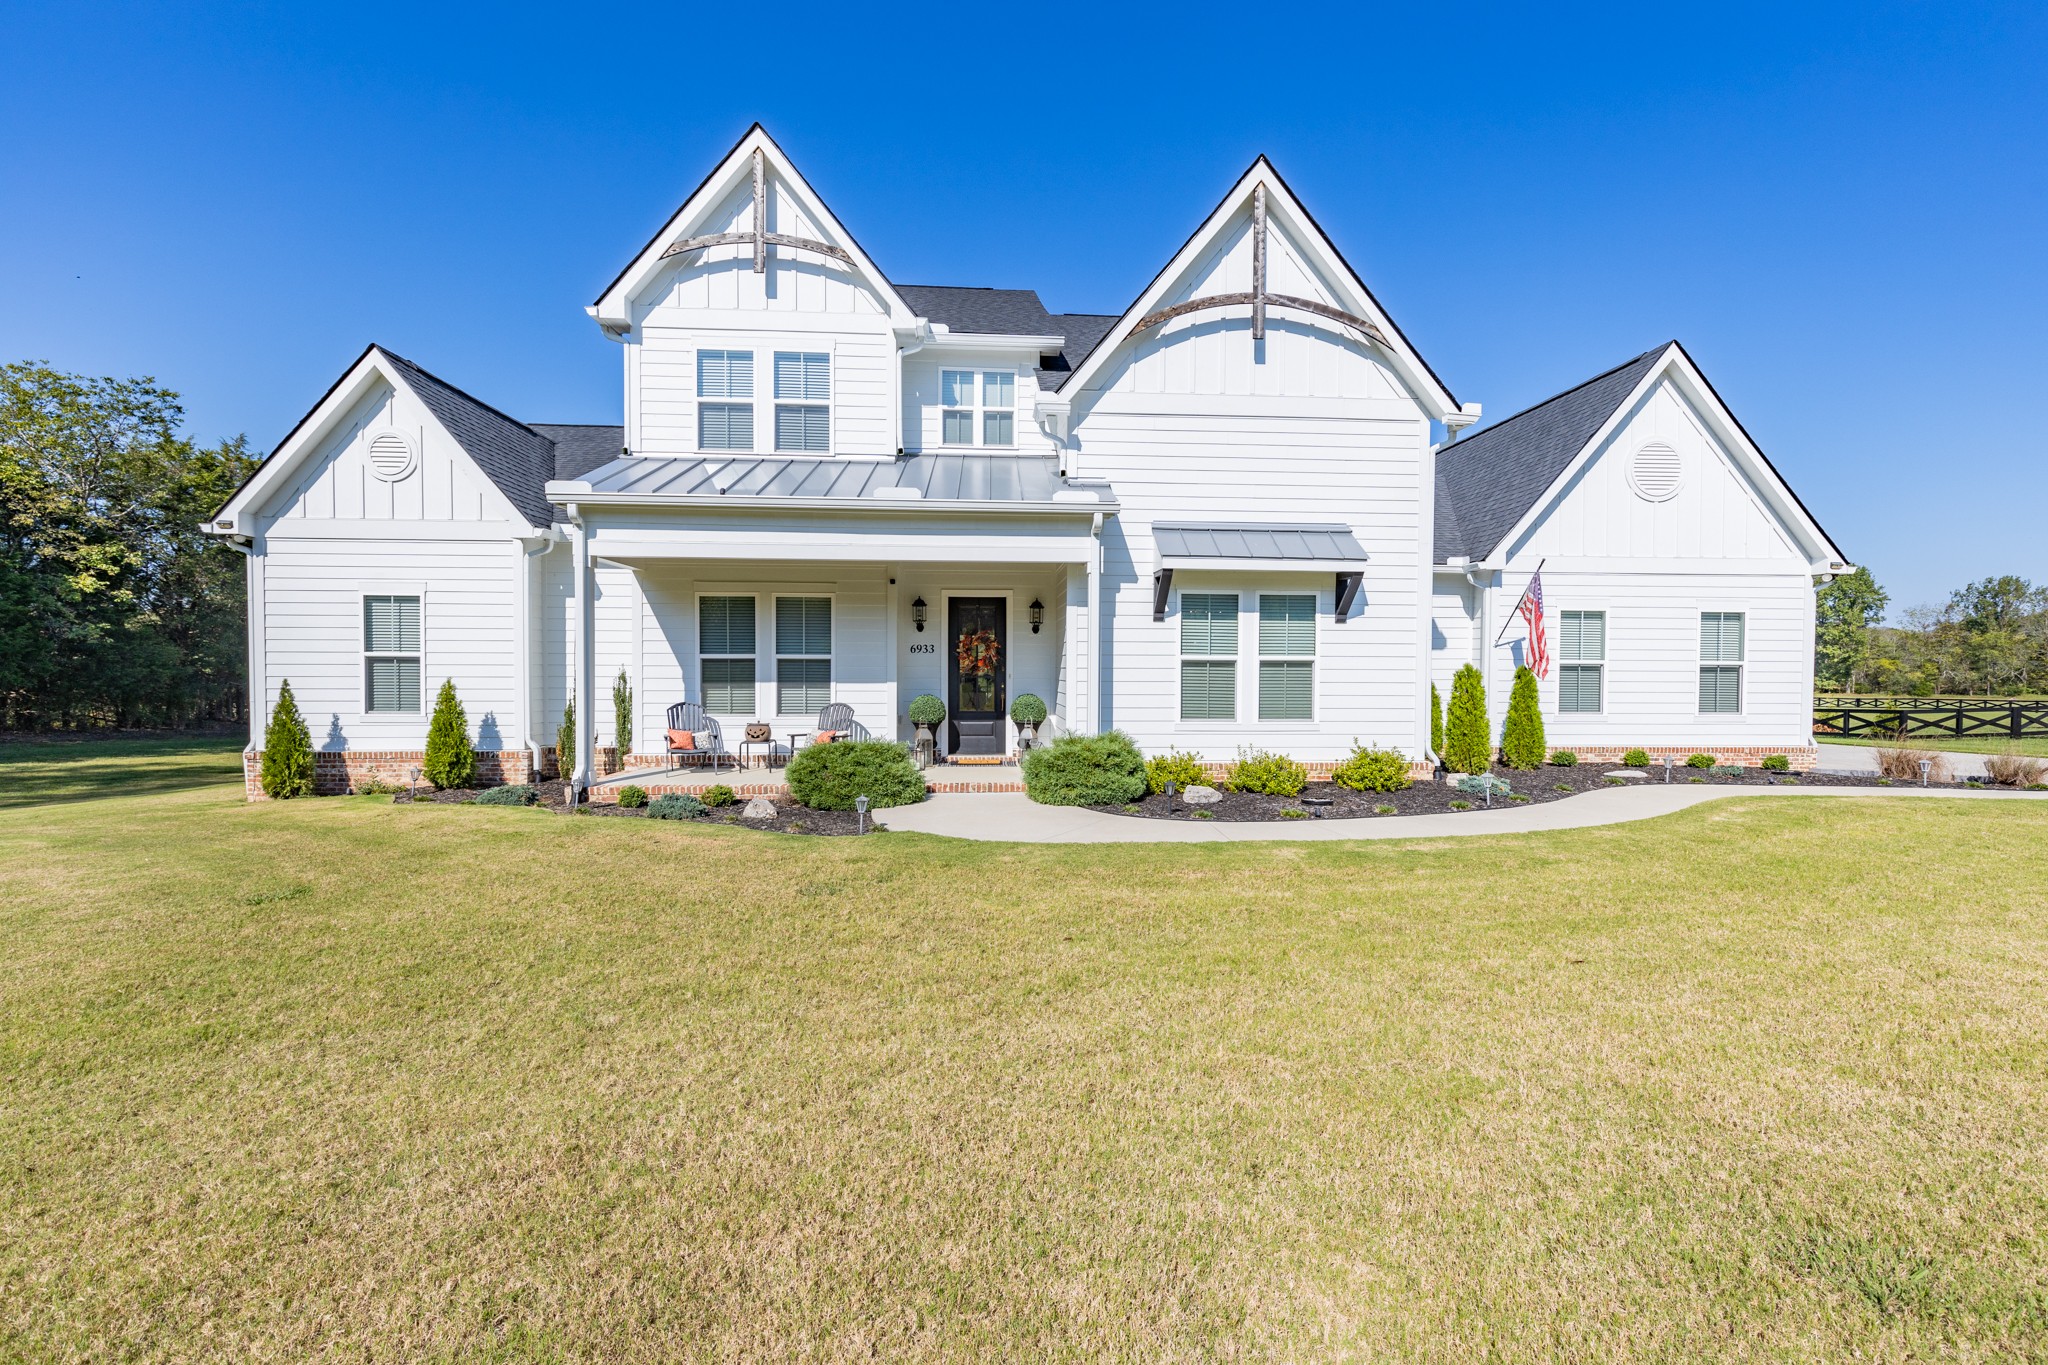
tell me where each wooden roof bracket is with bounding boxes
[1335,570,1363,623]
[659,148,854,270]
[1130,183,1390,347]
[1152,567,1175,621]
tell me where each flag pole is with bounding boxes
[1492,558,1547,647]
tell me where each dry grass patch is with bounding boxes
[1,771,2047,1360]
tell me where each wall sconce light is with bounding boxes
[912,597,927,632]
[1028,598,1044,634]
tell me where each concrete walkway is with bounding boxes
[1814,742,2001,778]
[878,783,2048,843]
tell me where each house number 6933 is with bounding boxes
[909,642,936,654]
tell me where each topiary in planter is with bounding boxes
[786,739,926,810]
[1226,747,1308,797]
[423,680,476,789]
[616,784,648,808]
[1021,731,1147,806]
[647,793,705,820]
[1499,665,1546,769]
[701,783,736,808]
[260,679,315,799]
[1009,693,1048,727]
[1331,743,1411,793]
[475,784,536,807]
[908,693,946,728]
[1145,748,1207,795]
[1443,665,1490,775]
[1622,748,1650,768]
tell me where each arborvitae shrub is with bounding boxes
[1021,731,1147,806]
[1430,683,1444,758]
[1499,665,1547,770]
[556,696,575,779]
[1144,749,1207,795]
[1226,748,1308,797]
[786,740,926,810]
[260,679,315,799]
[1443,665,1491,775]
[1331,744,1412,793]
[612,668,633,759]
[422,681,476,789]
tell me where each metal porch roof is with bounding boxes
[1153,522,1368,562]
[561,452,1114,507]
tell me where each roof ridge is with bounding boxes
[1446,343,1671,451]
[373,344,550,444]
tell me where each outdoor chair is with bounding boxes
[665,701,733,772]
[791,701,869,756]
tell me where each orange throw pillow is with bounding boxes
[813,730,837,745]
[668,728,696,751]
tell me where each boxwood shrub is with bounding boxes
[1622,748,1650,768]
[1686,752,1716,769]
[1549,749,1578,767]
[1144,748,1207,796]
[1227,747,1308,797]
[907,693,946,727]
[1009,693,1048,727]
[647,793,705,820]
[1760,754,1791,772]
[616,784,648,808]
[474,783,536,807]
[785,739,926,811]
[1022,731,1147,806]
[701,783,737,808]
[1330,744,1411,793]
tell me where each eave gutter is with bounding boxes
[541,488,1119,516]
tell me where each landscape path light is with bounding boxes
[1919,758,1931,787]
[855,794,869,834]
[1165,780,1177,815]
[1663,754,1674,783]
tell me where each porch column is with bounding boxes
[1085,515,1103,734]
[570,506,595,790]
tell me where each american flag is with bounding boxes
[1517,568,1551,678]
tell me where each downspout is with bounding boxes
[219,535,258,757]
[518,528,559,782]
[891,320,931,455]
[567,504,594,796]
[1467,561,1492,732]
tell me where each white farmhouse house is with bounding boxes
[207,125,1848,797]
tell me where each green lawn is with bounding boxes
[1820,733,2048,757]
[3,746,2046,1359]
[0,732,244,808]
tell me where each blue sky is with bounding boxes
[4,2,2041,611]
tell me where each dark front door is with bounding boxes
[948,597,1007,756]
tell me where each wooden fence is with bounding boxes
[1813,696,2048,740]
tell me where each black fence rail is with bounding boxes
[1814,697,2048,740]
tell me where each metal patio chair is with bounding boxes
[665,701,733,773]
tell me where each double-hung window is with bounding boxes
[773,351,830,452]
[698,596,756,713]
[775,597,832,714]
[1699,611,1745,713]
[940,370,1016,446]
[1179,593,1238,720]
[697,349,755,451]
[363,594,422,713]
[1559,610,1606,713]
[1258,594,1316,720]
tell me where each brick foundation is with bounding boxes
[1538,744,1819,772]
[243,748,536,799]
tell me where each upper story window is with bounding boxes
[697,349,754,451]
[940,370,1016,447]
[773,352,830,453]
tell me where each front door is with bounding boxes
[948,597,1007,756]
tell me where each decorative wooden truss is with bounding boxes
[659,148,852,272]
[1130,185,1390,346]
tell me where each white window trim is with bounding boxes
[1698,610,1746,715]
[694,347,758,454]
[695,591,760,717]
[939,368,1018,449]
[772,350,832,454]
[360,589,425,716]
[1558,608,1606,715]
[1256,592,1317,723]
[1177,589,1240,723]
[772,592,835,718]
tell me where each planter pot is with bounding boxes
[1016,722,1037,751]
[912,723,936,769]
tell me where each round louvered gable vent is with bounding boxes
[1628,441,1682,502]
[366,431,416,482]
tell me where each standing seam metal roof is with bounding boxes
[1153,523,1369,561]
[564,451,1113,504]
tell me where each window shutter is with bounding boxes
[1258,595,1316,655]
[1258,661,1313,720]
[776,598,831,656]
[1180,594,1239,655]
[1180,660,1236,720]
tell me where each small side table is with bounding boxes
[738,737,780,769]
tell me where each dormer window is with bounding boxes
[697,349,754,451]
[773,351,830,453]
[940,370,1016,448]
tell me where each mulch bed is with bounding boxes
[1096,763,1989,822]
[393,778,877,836]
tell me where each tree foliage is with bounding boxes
[1500,665,1547,769]
[1814,568,1888,691]
[422,680,476,790]
[0,361,256,729]
[1443,665,1490,774]
[259,679,314,799]
[1819,570,2048,696]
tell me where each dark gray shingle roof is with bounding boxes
[530,423,626,482]
[1434,346,1668,562]
[378,347,560,528]
[561,451,1113,506]
[892,284,1117,392]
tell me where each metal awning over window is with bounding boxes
[1152,523,1370,623]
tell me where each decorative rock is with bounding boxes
[1603,769,1648,778]
[741,797,777,820]
[1181,784,1223,805]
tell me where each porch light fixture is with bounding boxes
[1029,598,1044,634]
[912,597,927,632]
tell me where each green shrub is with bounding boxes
[1009,693,1048,726]
[612,668,633,758]
[1330,743,1411,793]
[907,693,946,727]
[701,783,736,808]
[1709,765,1744,777]
[1686,752,1715,769]
[1455,773,1511,796]
[1443,665,1490,774]
[1448,799,1472,811]
[786,739,926,811]
[1374,804,1396,815]
[475,784,536,807]
[1021,731,1147,806]
[1622,748,1650,768]
[1226,747,1308,797]
[1144,748,1208,795]
[1499,665,1546,769]
[647,794,705,820]
[259,679,315,799]
[616,784,648,808]
[556,695,575,779]
[1760,754,1791,772]
[423,680,476,789]
[354,777,402,796]
[1549,749,1578,767]
[1554,783,1573,793]
[1430,683,1444,758]
[1278,807,1310,819]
